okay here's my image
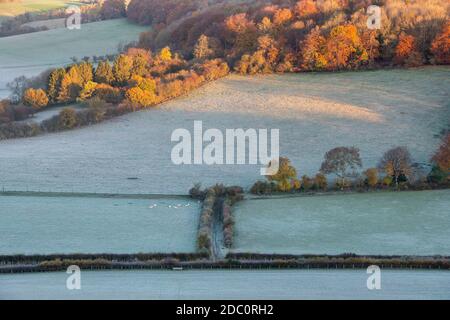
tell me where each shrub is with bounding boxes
[0,122,41,140]
[278,179,294,192]
[250,180,275,195]
[12,104,34,121]
[94,83,123,104]
[83,96,109,109]
[394,33,422,67]
[378,146,413,187]
[57,108,77,130]
[431,134,449,174]
[431,22,450,65]
[197,231,211,254]
[129,75,156,92]
[125,86,157,108]
[313,173,327,190]
[382,176,393,187]
[335,178,351,190]
[189,183,205,200]
[427,165,447,184]
[301,175,312,191]
[364,168,379,188]
[196,188,217,256]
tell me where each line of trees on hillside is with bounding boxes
[0,0,125,37]
[251,137,450,194]
[0,46,229,139]
[128,0,450,72]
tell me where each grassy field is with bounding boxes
[0,18,148,98]
[0,67,448,194]
[0,195,200,254]
[0,1,83,21]
[1,269,450,299]
[233,190,450,255]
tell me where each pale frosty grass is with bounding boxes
[20,103,84,123]
[233,190,450,255]
[0,18,148,98]
[1,270,450,300]
[0,195,200,254]
[21,18,66,30]
[0,67,449,194]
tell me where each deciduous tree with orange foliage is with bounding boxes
[225,13,258,56]
[127,48,152,76]
[273,8,293,26]
[100,0,127,20]
[431,22,450,65]
[301,27,327,70]
[125,87,157,108]
[23,88,48,110]
[301,24,368,71]
[325,24,368,70]
[294,0,318,18]
[394,33,422,67]
[432,134,450,173]
[113,54,133,85]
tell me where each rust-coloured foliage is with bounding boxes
[432,134,450,172]
[431,22,450,65]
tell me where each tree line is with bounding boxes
[251,138,450,194]
[0,46,229,139]
[129,0,449,73]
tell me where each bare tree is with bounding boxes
[378,146,413,187]
[320,147,362,189]
[6,76,27,103]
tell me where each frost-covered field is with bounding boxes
[0,68,448,194]
[21,104,84,123]
[1,269,449,300]
[233,190,450,255]
[21,18,67,30]
[0,19,147,98]
[0,195,199,254]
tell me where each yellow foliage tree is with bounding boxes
[125,86,157,108]
[23,88,48,110]
[78,81,98,101]
[159,46,172,61]
[267,157,299,192]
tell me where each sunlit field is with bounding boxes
[0,67,448,194]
